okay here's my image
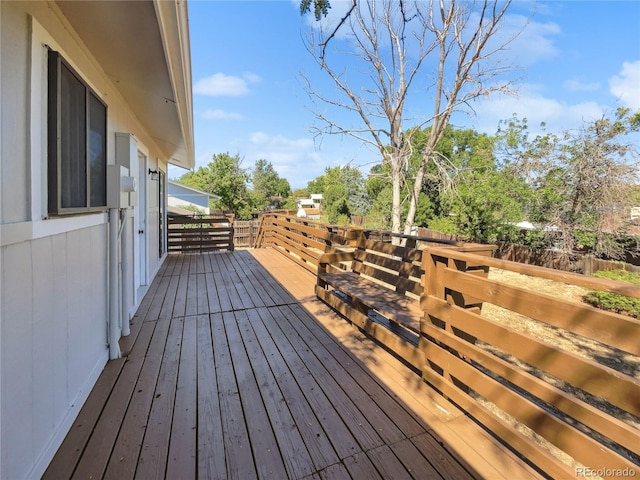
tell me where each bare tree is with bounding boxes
[302,0,517,236]
[546,109,639,259]
[496,109,640,260]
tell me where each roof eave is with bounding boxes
[55,0,195,170]
[153,0,195,170]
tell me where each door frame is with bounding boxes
[135,151,148,301]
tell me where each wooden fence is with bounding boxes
[233,220,260,248]
[167,214,234,253]
[582,255,640,275]
[257,214,640,479]
[417,227,640,274]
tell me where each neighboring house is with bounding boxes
[0,2,194,478]
[168,180,220,215]
[296,194,323,219]
[297,193,323,210]
[296,207,322,220]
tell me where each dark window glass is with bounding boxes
[60,64,87,208]
[89,93,107,207]
[48,50,107,215]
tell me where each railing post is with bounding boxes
[421,248,467,390]
[396,237,417,295]
[343,226,363,248]
[422,248,448,305]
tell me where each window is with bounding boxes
[47,49,107,215]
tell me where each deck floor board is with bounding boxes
[47,250,542,479]
[166,315,198,479]
[195,313,226,480]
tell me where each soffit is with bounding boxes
[55,0,194,169]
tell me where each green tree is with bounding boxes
[250,159,291,211]
[176,152,252,219]
[299,0,331,20]
[306,165,370,223]
[365,163,393,228]
[306,177,325,196]
[449,168,531,243]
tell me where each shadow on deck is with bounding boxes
[44,249,541,479]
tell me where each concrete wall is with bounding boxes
[0,2,170,478]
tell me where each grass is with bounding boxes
[583,269,640,318]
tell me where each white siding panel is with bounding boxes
[89,224,108,350]
[1,242,35,479]
[1,2,174,477]
[31,237,56,460]
[1,225,109,480]
[65,228,104,397]
[0,2,30,224]
[50,233,70,427]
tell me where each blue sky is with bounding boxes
[175,0,640,190]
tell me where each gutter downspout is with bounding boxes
[121,208,130,337]
[109,208,122,360]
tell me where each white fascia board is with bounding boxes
[153,0,195,170]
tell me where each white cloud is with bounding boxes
[495,14,561,66]
[564,79,600,92]
[469,84,604,136]
[247,131,315,165]
[300,0,356,40]
[232,131,328,188]
[609,60,640,110]
[202,109,244,120]
[193,72,261,96]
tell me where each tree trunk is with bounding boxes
[403,161,425,235]
[391,163,402,236]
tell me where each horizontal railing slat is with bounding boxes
[428,246,640,297]
[424,296,640,417]
[167,214,233,252]
[421,320,640,457]
[443,267,640,356]
[423,341,639,474]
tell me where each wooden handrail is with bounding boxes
[426,246,640,297]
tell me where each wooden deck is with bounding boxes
[45,249,542,480]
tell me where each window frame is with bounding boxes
[47,49,108,216]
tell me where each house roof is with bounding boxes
[168,180,220,199]
[55,0,195,169]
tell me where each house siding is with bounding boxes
[0,2,172,478]
[168,182,212,213]
[1,2,30,224]
[1,226,109,480]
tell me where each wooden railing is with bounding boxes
[167,214,234,253]
[420,248,640,479]
[254,213,356,272]
[256,214,640,479]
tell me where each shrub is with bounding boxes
[590,269,640,285]
[583,269,640,318]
